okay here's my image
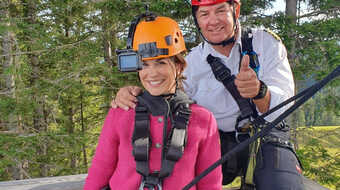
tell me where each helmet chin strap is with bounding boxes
[199,31,236,47]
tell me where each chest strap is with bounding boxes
[240,28,260,75]
[132,100,191,189]
[207,29,262,141]
[206,54,256,120]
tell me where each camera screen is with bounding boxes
[119,54,138,69]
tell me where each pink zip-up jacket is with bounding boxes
[84,104,222,190]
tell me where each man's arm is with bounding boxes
[258,30,294,120]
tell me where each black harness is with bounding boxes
[132,91,192,190]
[206,28,260,142]
[206,28,273,189]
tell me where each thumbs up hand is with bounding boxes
[235,55,260,98]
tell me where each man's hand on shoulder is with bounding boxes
[111,86,142,110]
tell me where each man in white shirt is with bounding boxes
[112,0,304,189]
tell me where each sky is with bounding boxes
[265,0,286,15]
[272,0,286,11]
[267,0,310,15]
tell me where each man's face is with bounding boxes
[196,2,238,44]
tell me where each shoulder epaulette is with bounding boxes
[264,28,281,42]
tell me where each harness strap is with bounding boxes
[139,174,162,190]
[160,103,191,178]
[240,28,260,76]
[244,126,259,187]
[206,54,255,119]
[206,28,262,190]
[133,105,150,176]
[133,97,191,189]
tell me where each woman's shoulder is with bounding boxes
[102,108,135,133]
[190,103,209,111]
[108,107,134,114]
[106,108,135,121]
[189,104,214,120]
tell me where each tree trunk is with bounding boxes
[80,89,88,171]
[101,5,116,108]
[0,0,23,180]
[68,104,77,169]
[22,0,46,132]
[285,0,300,150]
[285,0,297,67]
[0,0,17,132]
[22,0,48,177]
[60,5,78,168]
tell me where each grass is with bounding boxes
[295,126,340,190]
[298,125,340,131]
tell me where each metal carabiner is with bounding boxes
[235,120,252,143]
[139,180,162,190]
[156,183,162,190]
[139,180,145,190]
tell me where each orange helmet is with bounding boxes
[191,0,240,6]
[133,16,186,61]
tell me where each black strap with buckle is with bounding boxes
[206,54,256,120]
[132,91,192,189]
[206,54,260,144]
[139,172,163,190]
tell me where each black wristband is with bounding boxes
[253,80,268,100]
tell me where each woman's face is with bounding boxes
[139,57,179,96]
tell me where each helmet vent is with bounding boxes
[165,35,172,46]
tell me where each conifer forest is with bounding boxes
[0,0,339,189]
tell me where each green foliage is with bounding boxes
[240,0,276,15]
[0,131,99,180]
[294,19,340,81]
[296,127,340,189]
[298,86,340,126]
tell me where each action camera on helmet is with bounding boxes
[116,9,186,72]
[116,49,142,72]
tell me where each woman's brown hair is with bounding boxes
[171,53,187,91]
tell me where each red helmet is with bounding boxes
[191,0,240,6]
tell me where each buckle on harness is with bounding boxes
[139,173,162,190]
[167,128,186,161]
[235,120,252,143]
[262,136,293,149]
[133,137,149,161]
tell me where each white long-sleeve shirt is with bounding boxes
[183,26,294,132]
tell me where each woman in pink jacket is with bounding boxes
[84,13,222,190]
